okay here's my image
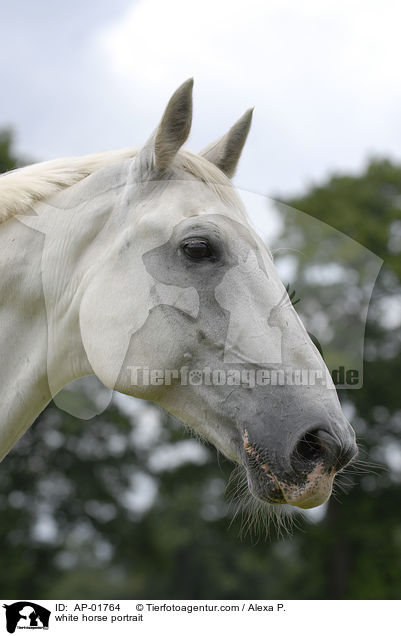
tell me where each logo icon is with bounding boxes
[2,603,51,633]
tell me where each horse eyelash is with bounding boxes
[280,284,301,308]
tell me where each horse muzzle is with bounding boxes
[242,423,358,509]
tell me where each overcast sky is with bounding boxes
[2,0,401,200]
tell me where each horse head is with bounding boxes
[76,79,357,510]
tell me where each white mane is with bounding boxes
[0,147,139,223]
[0,147,244,224]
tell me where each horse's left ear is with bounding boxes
[138,78,194,174]
[200,109,253,178]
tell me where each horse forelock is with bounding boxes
[0,147,247,224]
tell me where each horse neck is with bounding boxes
[0,212,92,461]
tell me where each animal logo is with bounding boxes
[2,602,51,633]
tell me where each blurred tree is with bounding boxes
[272,159,401,598]
[0,129,24,173]
[0,133,400,599]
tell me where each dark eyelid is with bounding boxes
[180,223,223,243]
[181,236,209,244]
[181,236,219,261]
[180,235,213,250]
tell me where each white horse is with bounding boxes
[0,79,357,509]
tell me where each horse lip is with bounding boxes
[246,473,286,505]
[241,427,335,508]
[242,430,287,503]
[246,465,334,509]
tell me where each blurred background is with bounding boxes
[1,0,400,599]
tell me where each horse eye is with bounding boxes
[182,239,212,260]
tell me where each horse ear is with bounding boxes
[139,78,194,174]
[200,109,253,178]
[155,78,193,169]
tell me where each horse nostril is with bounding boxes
[294,429,325,463]
[291,428,357,472]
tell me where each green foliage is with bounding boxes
[274,157,401,598]
[0,129,23,174]
[0,133,400,599]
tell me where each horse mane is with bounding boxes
[0,146,245,224]
[0,147,139,223]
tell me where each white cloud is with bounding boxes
[3,0,401,196]
[94,0,401,195]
